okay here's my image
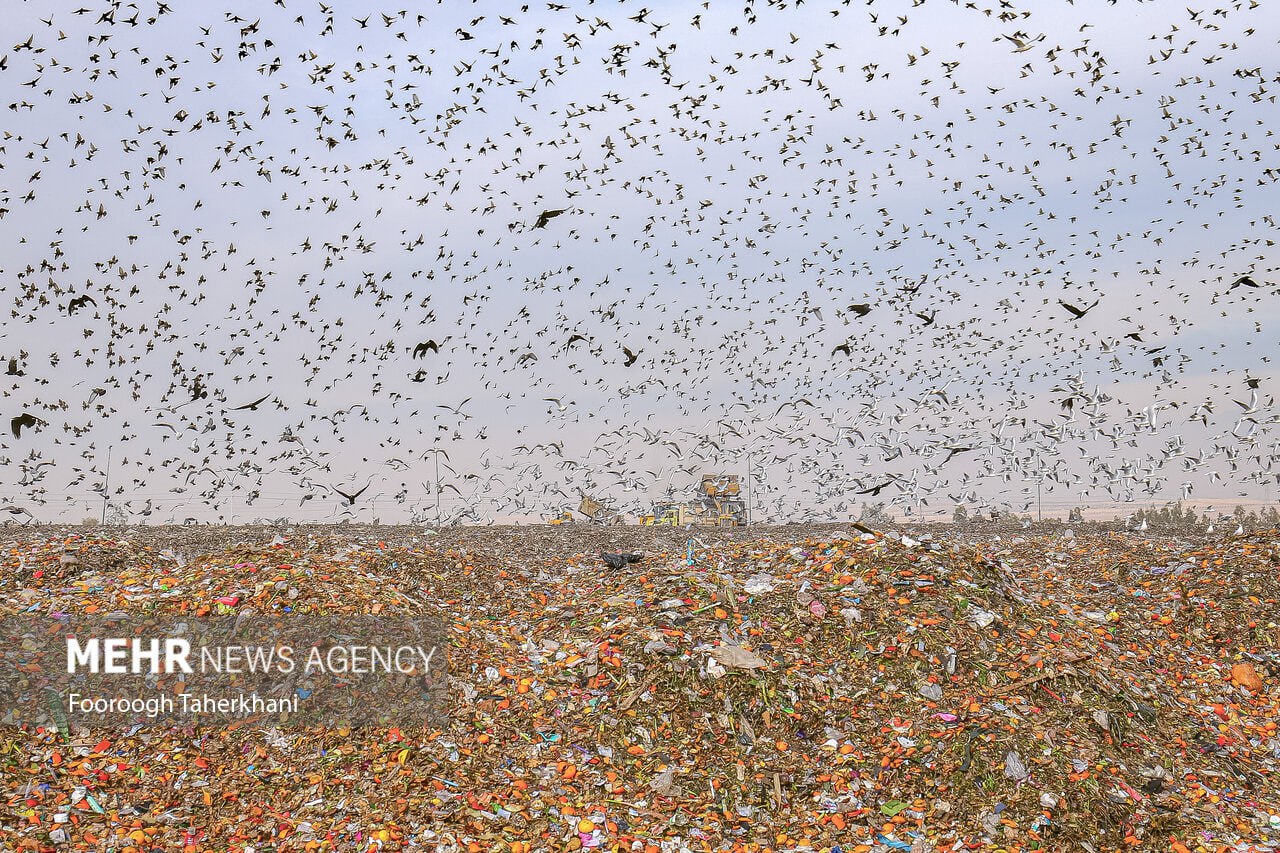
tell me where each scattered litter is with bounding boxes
[3,523,1279,851]
[1004,749,1029,781]
[709,643,769,671]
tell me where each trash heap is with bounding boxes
[2,526,1279,853]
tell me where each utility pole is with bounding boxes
[101,446,112,525]
[421,448,449,526]
[222,467,236,525]
[1021,462,1045,523]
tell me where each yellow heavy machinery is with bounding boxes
[701,474,746,526]
[641,501,690,526]
[642,474,747,526]
[578,495,621,525]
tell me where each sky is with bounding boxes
[0,0,1276,525]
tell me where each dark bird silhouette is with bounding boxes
[1059,299,1099,319]
[533,208,567,228]
[67,294,97,313]
[332,481,371,506]
[228,394,272,411]
[412,340,439,358]
[11,413,44,438]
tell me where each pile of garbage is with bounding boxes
[2,525,1279,852]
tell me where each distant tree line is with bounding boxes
[1115,502,1278,531]
[940,501,1279,531]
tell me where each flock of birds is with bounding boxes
[0,0,1276,525]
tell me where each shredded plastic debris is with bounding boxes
[3,523,1280,852]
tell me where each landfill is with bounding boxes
[2,522,1279,852]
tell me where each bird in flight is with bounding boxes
[11,413,44,438]
[228,394,272,411]
[533,208,567,228]
[1059,299,1100,319]
[331,481,371,506]
[856,479,896,497]
[543,397,574,413]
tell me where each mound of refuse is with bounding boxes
[2,527,1279,852]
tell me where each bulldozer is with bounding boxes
[641,474,746,527]
[577,494,621,525]
[700,474,746,526]
[640,501,690,526]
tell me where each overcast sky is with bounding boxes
[1,0,1276,524]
